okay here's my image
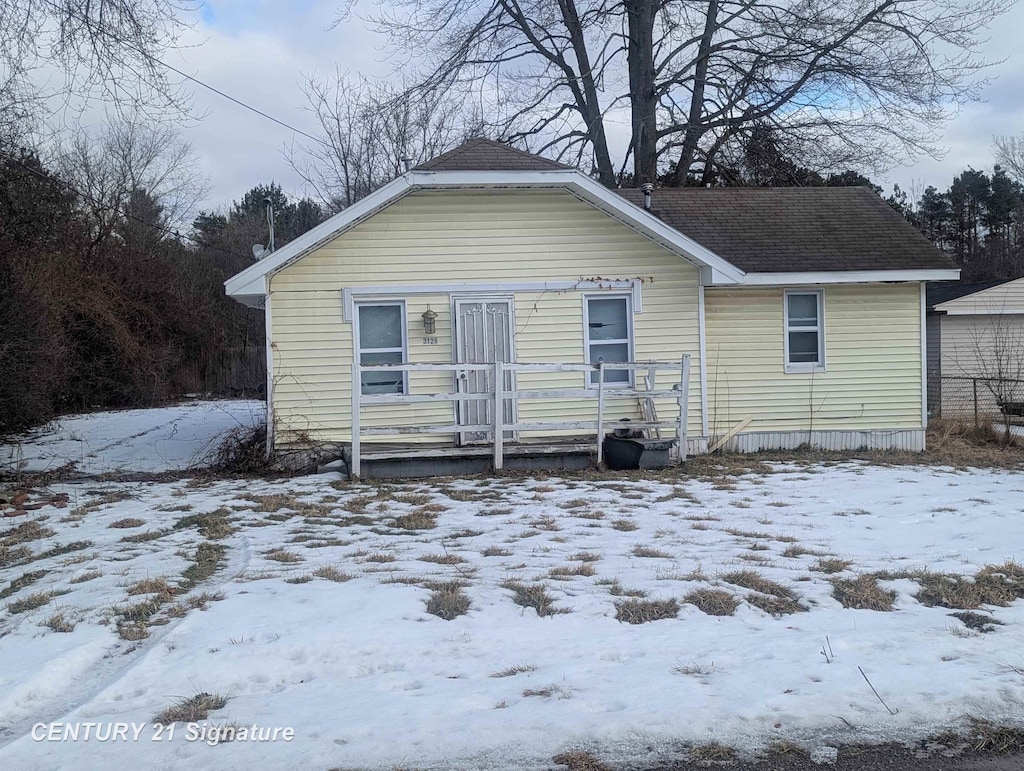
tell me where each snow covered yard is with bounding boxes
[2,462,1024,770]
[0,400,264,476]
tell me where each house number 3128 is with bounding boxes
[422,337,438,345]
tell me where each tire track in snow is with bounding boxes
[0,532,253,750]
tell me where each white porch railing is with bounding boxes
[349,357,691,478]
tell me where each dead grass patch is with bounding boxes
[313,566,353,582]
[6,589,57,614]
[674,661,715,676]
[966,718,1024,753]
[812,557,854,574]
[0,569,48,599]
[691,742,737,761]
[603,580,647,598]
[523,684,571,699]
[418,552,465,565]
[393,510,438,530]
[549,563,596,578]
[154,693,229,725]
[181,542,227,588]
[264,548,302,564]
[117,622,150,640]
[949,611,1003,633]
[747,592,806,616]
[70,569,102,584]
[632,545,673,559]
[615,597,679,624]
[610,519,638,532]
[120,529,171,543]
[126,577,177,601]
[914,571,1013,609]
[1,520,55,546]
[490,663,537,678]
[175,510,235,540]
[43,612,75,632]
[832,575,896,611]
[108,518,145,529]
[502,580,570,617]
[684,588,739,616]
[722,570,798,599]
[425,581,471,620]
[481,546,511,557]
[246,494,301,513]
[552,750,611,771]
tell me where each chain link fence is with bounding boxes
[930,374,1024,427]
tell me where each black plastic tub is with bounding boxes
[603,435,676,470]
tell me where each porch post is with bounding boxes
[350,360,361,479]
[596,363,606,467]
[493,359,504,471]
[678,354,691,461]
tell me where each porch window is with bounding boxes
[784,290,825,372]
[585,295,633,385]
[357,302,407,394]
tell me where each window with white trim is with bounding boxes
[357,302,407,394]
[784,290,825,372]
[585,295,633,385]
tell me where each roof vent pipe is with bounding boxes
[401,156,413,172]
[641,182,654,211]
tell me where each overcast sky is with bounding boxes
[173,0,1024,213]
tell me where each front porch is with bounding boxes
[343,359,692,479]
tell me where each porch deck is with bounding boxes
[347,358,692,479]
[337,438,597,479]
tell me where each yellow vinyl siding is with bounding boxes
[705,284,922,433]
[269,189,701,445]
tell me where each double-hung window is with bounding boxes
[357,302,407,394]
[585,295,633,386]
[784,290,825,372]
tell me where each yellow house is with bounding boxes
[226,139,958,477]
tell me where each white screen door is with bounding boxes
[454,298,516,444]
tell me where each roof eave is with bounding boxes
[731,268,960,287]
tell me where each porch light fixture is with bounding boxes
[421,307,438,335]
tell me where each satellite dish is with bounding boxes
[252,244,266,260]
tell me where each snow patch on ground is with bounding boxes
[2,461,1024,770]
[0,400,264,475]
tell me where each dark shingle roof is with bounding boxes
[414,137,570,172]
[616,186,956,274]
[412,140,953,274]
[927,278,1014,309]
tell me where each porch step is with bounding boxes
[338,441,596,479]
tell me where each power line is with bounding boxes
[41,0,330,150]
[2,151,252,261]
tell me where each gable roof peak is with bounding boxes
[413,137,571,172]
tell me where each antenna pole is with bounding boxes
[265,197,276,252]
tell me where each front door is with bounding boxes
[454,297,516,444]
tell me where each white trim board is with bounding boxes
[341,280,642,323]
[739,269,959,286]
[920,282,928,427]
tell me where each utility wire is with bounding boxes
[40,0,330,150]
[2,151,252,261]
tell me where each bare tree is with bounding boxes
[352,0,1014,187]
[994,135,1024,182]
[954,309,1024,441]
[289,71,482,211]
[0,0,193,122]
[56,114,209,238]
